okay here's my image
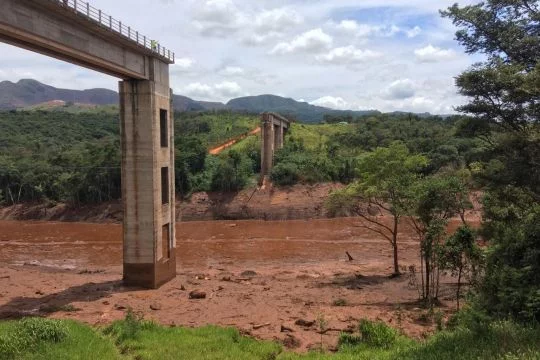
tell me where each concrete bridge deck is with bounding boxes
[0,0,174,79]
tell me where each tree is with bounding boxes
[410,175,471,304]
[327,142,428,275]
[441,226,482,310]
[442,0,540,321]
[442,1,539,131]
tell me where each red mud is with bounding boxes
[0,216,480,351]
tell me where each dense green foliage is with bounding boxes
[0,110,259,203]
[269,114,483,187]
[443,0,540,322]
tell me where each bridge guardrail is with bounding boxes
[50,0,175,63]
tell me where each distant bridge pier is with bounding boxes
[261,112,290,178]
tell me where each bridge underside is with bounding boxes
[0,0,176,288]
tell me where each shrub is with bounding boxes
[0,317,68,359]
[270,162,299,186]
[358,319,398,349]
[338,333,362,347]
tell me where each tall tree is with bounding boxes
[326,142,428,275]
[442,0,540,321]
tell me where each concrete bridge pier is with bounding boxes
[260,112,290,179]
[120,61,176,288]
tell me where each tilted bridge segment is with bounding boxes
[0,0,176,288]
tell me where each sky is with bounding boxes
[0,0,483,114]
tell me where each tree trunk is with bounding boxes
[457,267,462,311]
[392,216,399,275]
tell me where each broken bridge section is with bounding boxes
[260,112,291,179]
[0,0,176,288]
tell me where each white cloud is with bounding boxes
[406,26,422,38]
[253,8,302,34]
[192,0,243,37]
[182,81,243,100]
[316,46,382,65]
[383,79,417,99]
[171,58,195,73]
[214,81,242,97]
[310,96,349,110]
[270,28,332,54]
[333,20,421,39]
[414,45,456,62]
[219,66,245,76]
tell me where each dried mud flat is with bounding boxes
[0,217,477,351]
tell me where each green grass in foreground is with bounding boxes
[0,313,539,360]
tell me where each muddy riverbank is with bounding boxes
[0,216,478,351]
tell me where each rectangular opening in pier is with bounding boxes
[160,109,168,148]
[161,167,169,204]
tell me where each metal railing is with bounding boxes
[50,0,175,63]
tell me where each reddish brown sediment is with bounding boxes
[0,215,480,351]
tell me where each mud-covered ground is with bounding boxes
[0,216,480,351]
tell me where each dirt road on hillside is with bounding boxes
[209,127,261,155]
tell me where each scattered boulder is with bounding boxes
[189,290,206,299]
[295,319,315,327]
[240,270,257,277]
[280,324,294,333]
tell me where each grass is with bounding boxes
[0,315,538,360]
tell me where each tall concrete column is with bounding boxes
[119,73,176,288]
[261,113,275,176]
[277,121,284,149]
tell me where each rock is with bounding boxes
[295,319,315,327]
[280,324,294,333]
[150,303,162,311]
[114,303,127,310]
[35,290,45,295]
[240,270,257,277]
[221,276,231,282]
[102,301,110,305]
[180,284,186,291]
[228,224,237,227]
[189,290,206,299]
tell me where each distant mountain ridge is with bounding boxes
[1,79,438,123]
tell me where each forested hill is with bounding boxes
[226,95,379,122]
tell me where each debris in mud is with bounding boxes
[295,319,315,327]
[189,290,206,299]
[253,322,270,330]
[280,324,294,333]
[240,270,257,277]
[78,269,105,275]
[282,334,301,349]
